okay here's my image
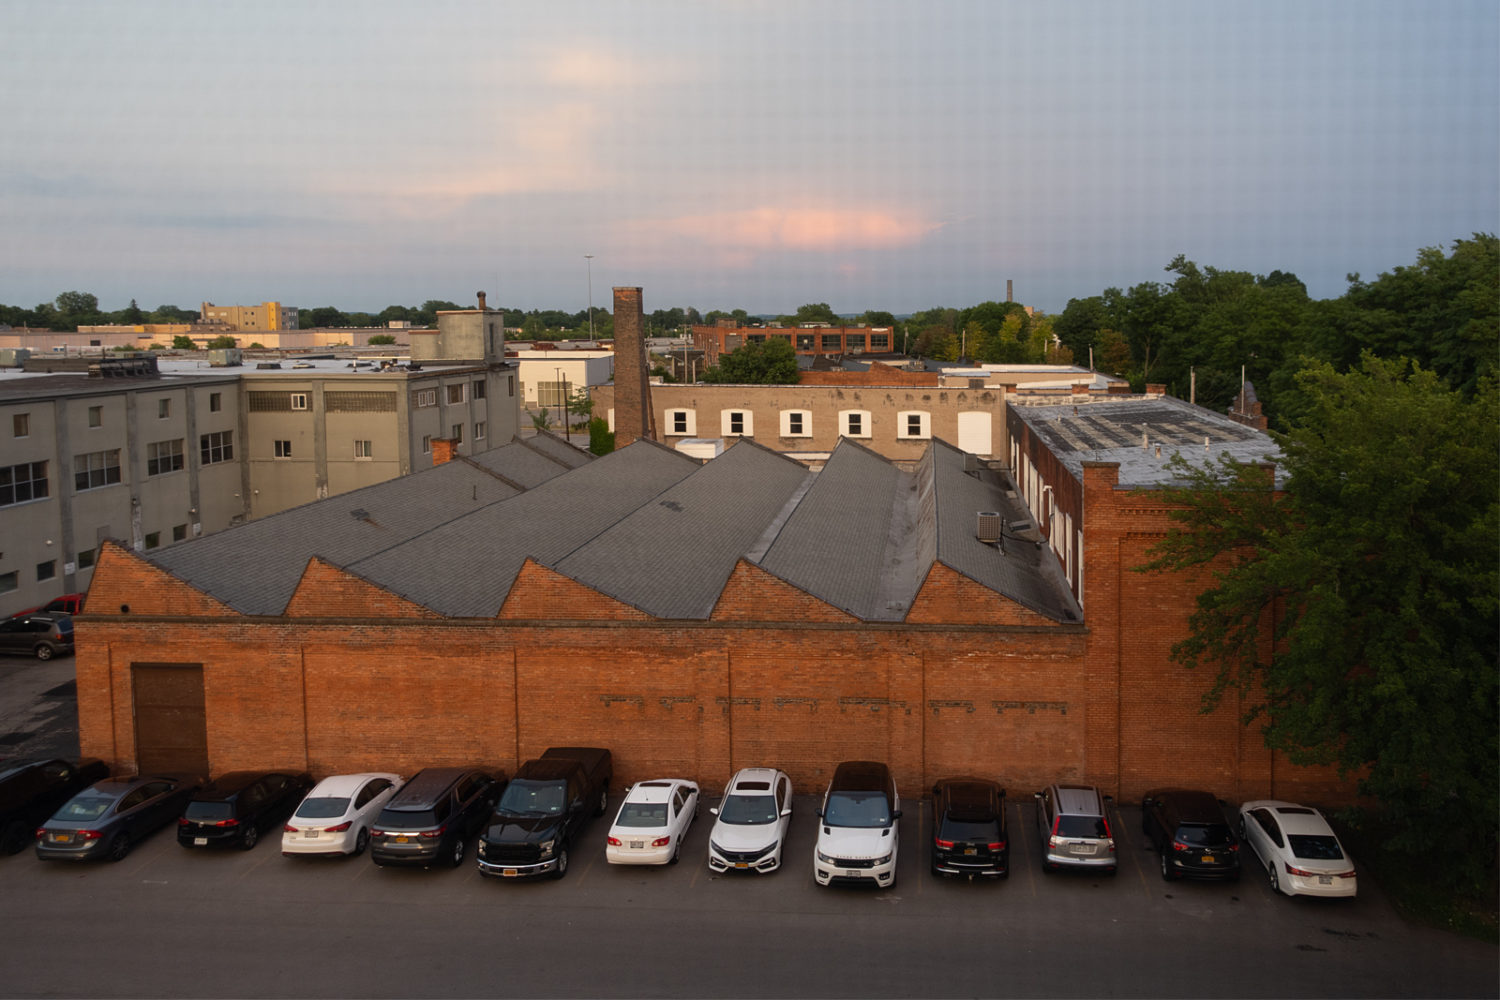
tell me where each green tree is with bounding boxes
[701,337,799,384]
[121,299,144,324]
[791,302,839,325]
[369,334,396,345]
[55,290,99,315]
[171,335,197,350]
[587,416,615,456]
[205,335,237,349]
[1140,356,1498,878]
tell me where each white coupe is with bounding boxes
[281,773,404,857]
[606,779,699,865]
[1237,800,1357,897]
[707,767,793,874]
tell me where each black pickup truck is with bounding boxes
[476,747,611,879]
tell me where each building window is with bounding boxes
[0,461,48,507]
[447,383,465,404]
[451,423,463,444]
[721,410,752,437]
[274,440,292,458]
[475,421,486,441]
[77,548,95,570]
[12,413,29,437]
[209,392,222,413]
[780,410,811,438]
[157,398,171,419]
[413,388,437,408]
[147,439,184,476]
[821,333,841,352]
[0,571,16,595]
[354,440,373,459]
[666,408,695,437]
[37,560,55,582]
[173,523,187,542]
[508,375,515,397]
[870,332,890,350]
[472,380,486,400]
[144,531,160,550]
[290,393,308,410]
[200,430,233,465]
[88,405,102,427]
[795,333,815,351]
[845,334,865,352]
[897,411,931,440]
[421,434,432,454]
[74,449,122,491]
[539,381,568,407]
[839,410,871,439]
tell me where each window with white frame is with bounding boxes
[413,388,437,408]
[421,434,432,454]
[290,393,308,411]
[73,449,121,491]
[666,408,696,436]
[779,409,812,438]
[839,410,871,439]
[200,430,233,465]
[447,383,465,404]
[896,411,931,440]
[721,409,753,437]
[451,423,463,443]
[474,421,486,440]
[146,439,184,476]
[157,398,171,419]
[354,440,373,459]
[274,440,292,458]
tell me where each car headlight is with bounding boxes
[710,841,726,856]
[817,850,836,864]
[876,854,892,865]
[477,841,487,857]
[537,839,555,858]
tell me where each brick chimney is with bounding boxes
[612,286,656,446]
[476,290,487,312]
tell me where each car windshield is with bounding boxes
[1056,815,1108,839]
[1177,823,1234,846]
[615,801,668,827]
[59,796,113,821]
[1288,834,1345,860]
[497,780,566,816]
[824,791,890,828]
[718,793,778,825]
[939,817,1000,841]
[376,807,438,829]
[294,796,350,819]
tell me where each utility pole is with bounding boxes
[584,254,594,340]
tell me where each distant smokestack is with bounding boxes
[612,287,656,446]
[476,290,487,312]
[1006,280,1013,303]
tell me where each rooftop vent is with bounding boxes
[976,511,1003,544]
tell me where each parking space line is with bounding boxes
[1014,801,1037,897]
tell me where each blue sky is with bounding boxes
[1,0,1495,316]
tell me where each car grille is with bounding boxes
[827,856,876,869]
[482,843,540,864]
[714,844,773,863]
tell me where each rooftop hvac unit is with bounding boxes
[976,511,1003,544]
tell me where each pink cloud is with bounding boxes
[637,206,944,254]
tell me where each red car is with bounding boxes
[8,593,85,619]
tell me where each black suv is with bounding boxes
[178,770,314,851]
[930,777,1008,879]
[0,612,74,660]
[1141,788,1241,881]
[0,757,110,854]
[370,767,505,868]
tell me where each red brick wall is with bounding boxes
[800,366,938,387]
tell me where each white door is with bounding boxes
[958,411,992,456]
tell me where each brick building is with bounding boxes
[75,421,1345,804]
[691,323,899,364]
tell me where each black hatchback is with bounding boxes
[370,767,505,869]
[178,770,315,851]
[1141,788,1241,881]
[0,757,111,854]
[930,778,1008,879]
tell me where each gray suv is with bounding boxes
[0,613,74,660]
[1034,783,1116,875]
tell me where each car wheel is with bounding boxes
[596,787,607,816]
[353,828,370,856]
[240,823,260,851]
[550,845,569,880]
[449,836,465,868]
[669,838,680,865]
[1,820,29,855]
[109,833,132,862]
[34,643,55,661]
[1268,864,1280,894]
[1159,850,1177,881]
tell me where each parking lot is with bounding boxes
[2,653,1495,998]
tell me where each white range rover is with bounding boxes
[813,761,901,889]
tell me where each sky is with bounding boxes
[1,0,1496,317]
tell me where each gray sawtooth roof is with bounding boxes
[349,440,699,617]
[551,440,813,619]
[147,439,580,615]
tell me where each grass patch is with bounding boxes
[1329,810,1497,943]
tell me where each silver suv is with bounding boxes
[1034,784,1116,875]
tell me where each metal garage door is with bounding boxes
[131,664,208,777]
[958,411,993,456]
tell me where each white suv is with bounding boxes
[813,761,900,889]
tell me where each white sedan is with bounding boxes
[605,779,699,865]
[1238,800,1357,897]
[707,767,793,873]
[281,773,404,857]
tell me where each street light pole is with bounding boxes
[584,254,594,341]
[556,366,570,443]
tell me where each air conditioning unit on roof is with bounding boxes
[976,511,1003,544]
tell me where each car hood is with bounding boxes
[818,826,893,860]
[483,814,559,844]
[710,820,779,852]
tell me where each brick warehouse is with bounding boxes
[73,418,1347,803]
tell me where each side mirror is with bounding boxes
[931,784,941,797]
[708,806,719,816]
[892,809,902,820]
[1032,791,1043,801]
[816,807,824,818]
[780,807,792,817]
[1103,794,1114,804]
[1141,797,1153,807]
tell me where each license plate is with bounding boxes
[303,829,318,838]
[631,841,644,849]
[54,833,72,843]
[1200,855,1215,864]
[394,836,409,844]
[844,869,860,877]
[1318,875,1333,885]
[195,837,208,846]
[503,868,518,877]
[964,847,977,855]
[1072,844,1095,855]
[734,862,749,869]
